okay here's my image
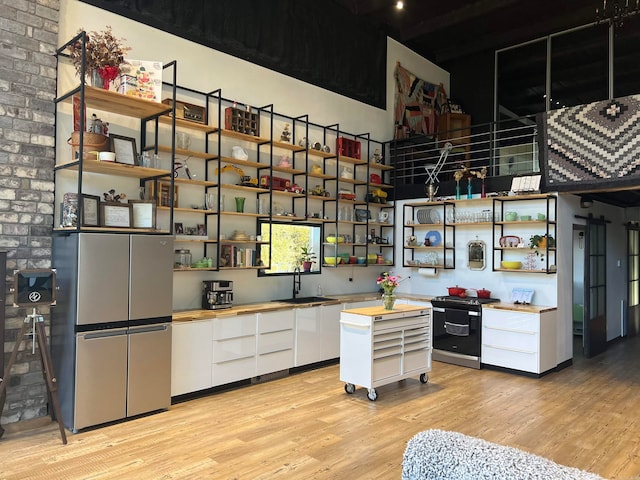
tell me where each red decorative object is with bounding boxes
[97,65,120,90]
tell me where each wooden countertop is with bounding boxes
[483,302,557,314]
[172,292,382,322]
[341,304,428,317]
[172,292,556,322]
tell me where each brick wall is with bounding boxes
[1,0,59,426]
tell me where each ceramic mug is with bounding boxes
[537,213,546,220]
[378,211,389,222]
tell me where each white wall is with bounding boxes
[59,0,450,309]
[557,194,627,362]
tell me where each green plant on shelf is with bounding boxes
[529,234,555,260]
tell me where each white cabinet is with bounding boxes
[295,303,343,367]
[257,310,295,375]
[171,319,213,396]
[212,313,257,386]
[322,303,343,360]
[295,306,323,366]
[481,307,557,374]
[340,304,432,401]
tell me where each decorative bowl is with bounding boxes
[501,261,522,269]
[326,235,344,244]
[356,257,366,264]
[324,257,338,265]
[520,215,532,221]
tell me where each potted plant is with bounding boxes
[529,234,555,260]
[68,26,131,89]
[299,246,317,272]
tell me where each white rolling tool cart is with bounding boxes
[340,304,432,401]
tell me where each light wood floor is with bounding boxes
[1,336,639,480]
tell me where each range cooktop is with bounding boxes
[431,295,501,306]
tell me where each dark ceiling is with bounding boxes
[333,0,640,209]
[333,0,598,65]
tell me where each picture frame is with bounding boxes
[174,222,184,234]
[80,194,101,227]
[110,134,138,166]
[100,202,132,228]
[128,200,156,229]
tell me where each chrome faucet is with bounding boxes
[293,267,301,299]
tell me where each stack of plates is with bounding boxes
[416,208,441,224]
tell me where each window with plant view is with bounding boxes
[258,221,322,276]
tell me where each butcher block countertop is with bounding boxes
[172,292,556,322]
[172,292,381,322]
[341,304,429,317]
[483,303,557,314]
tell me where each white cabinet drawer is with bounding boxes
[483,326,538,352]
[482,309,538,333]
[373,354,402,381]
[257,350,293,375]
[258,310,295,334]
[212,357,256,386]
[404,349,430,373]
[212,314,256,340]
[482,344,537,373]
[258,329,294,355]
[213,336,256,363]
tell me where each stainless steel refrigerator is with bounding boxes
[52,233,173,432]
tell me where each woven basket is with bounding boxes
[68,131,110,161]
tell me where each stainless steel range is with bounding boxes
[430,295,500,369]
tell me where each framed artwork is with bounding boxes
[100,202,132,228]
[110,134,138,165]
[128,200,156,229]
[80,194,100,227]
[174,222,184,234]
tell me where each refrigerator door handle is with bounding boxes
[82,329,128,340]
[129,324,170,335]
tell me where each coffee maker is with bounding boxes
[202,280,233,310]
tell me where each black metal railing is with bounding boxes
[389,115,539,200]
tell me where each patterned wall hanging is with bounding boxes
[394,63,447,139]
[539,94,640,192]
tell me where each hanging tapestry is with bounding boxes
[394,63,448,139]
[539,94,640,192]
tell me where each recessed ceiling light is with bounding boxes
[396,1,404,10]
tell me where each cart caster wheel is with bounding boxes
[420,373,429,384]
[344,383,356,394]
[367,388,378,401]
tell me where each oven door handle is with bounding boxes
[444,321,470,336]
[433,307,445,312]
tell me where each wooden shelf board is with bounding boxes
[337,178,367,186]
[156,145,218,160]
[57,85,171,118]
[368,162,394,171]
[219,156,268,169]
[55,159,171,179]
[216,128,270,144]
[158,115,217,133]
[271,165,306,175]
[220,183,266,193]
[174,238,218,243]
[54,226,170,234]
[307,172,334,180]
[171,178,218,187]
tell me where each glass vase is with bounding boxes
[382,293,396,310]
[467,178,472,199]
[455,181,461,200]
[481,179,486,198]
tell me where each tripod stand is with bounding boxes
[0,308,67,444]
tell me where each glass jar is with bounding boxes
[174,249,192,269]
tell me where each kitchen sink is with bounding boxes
[273,296,336,304]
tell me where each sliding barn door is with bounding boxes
[584,217,607,358]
